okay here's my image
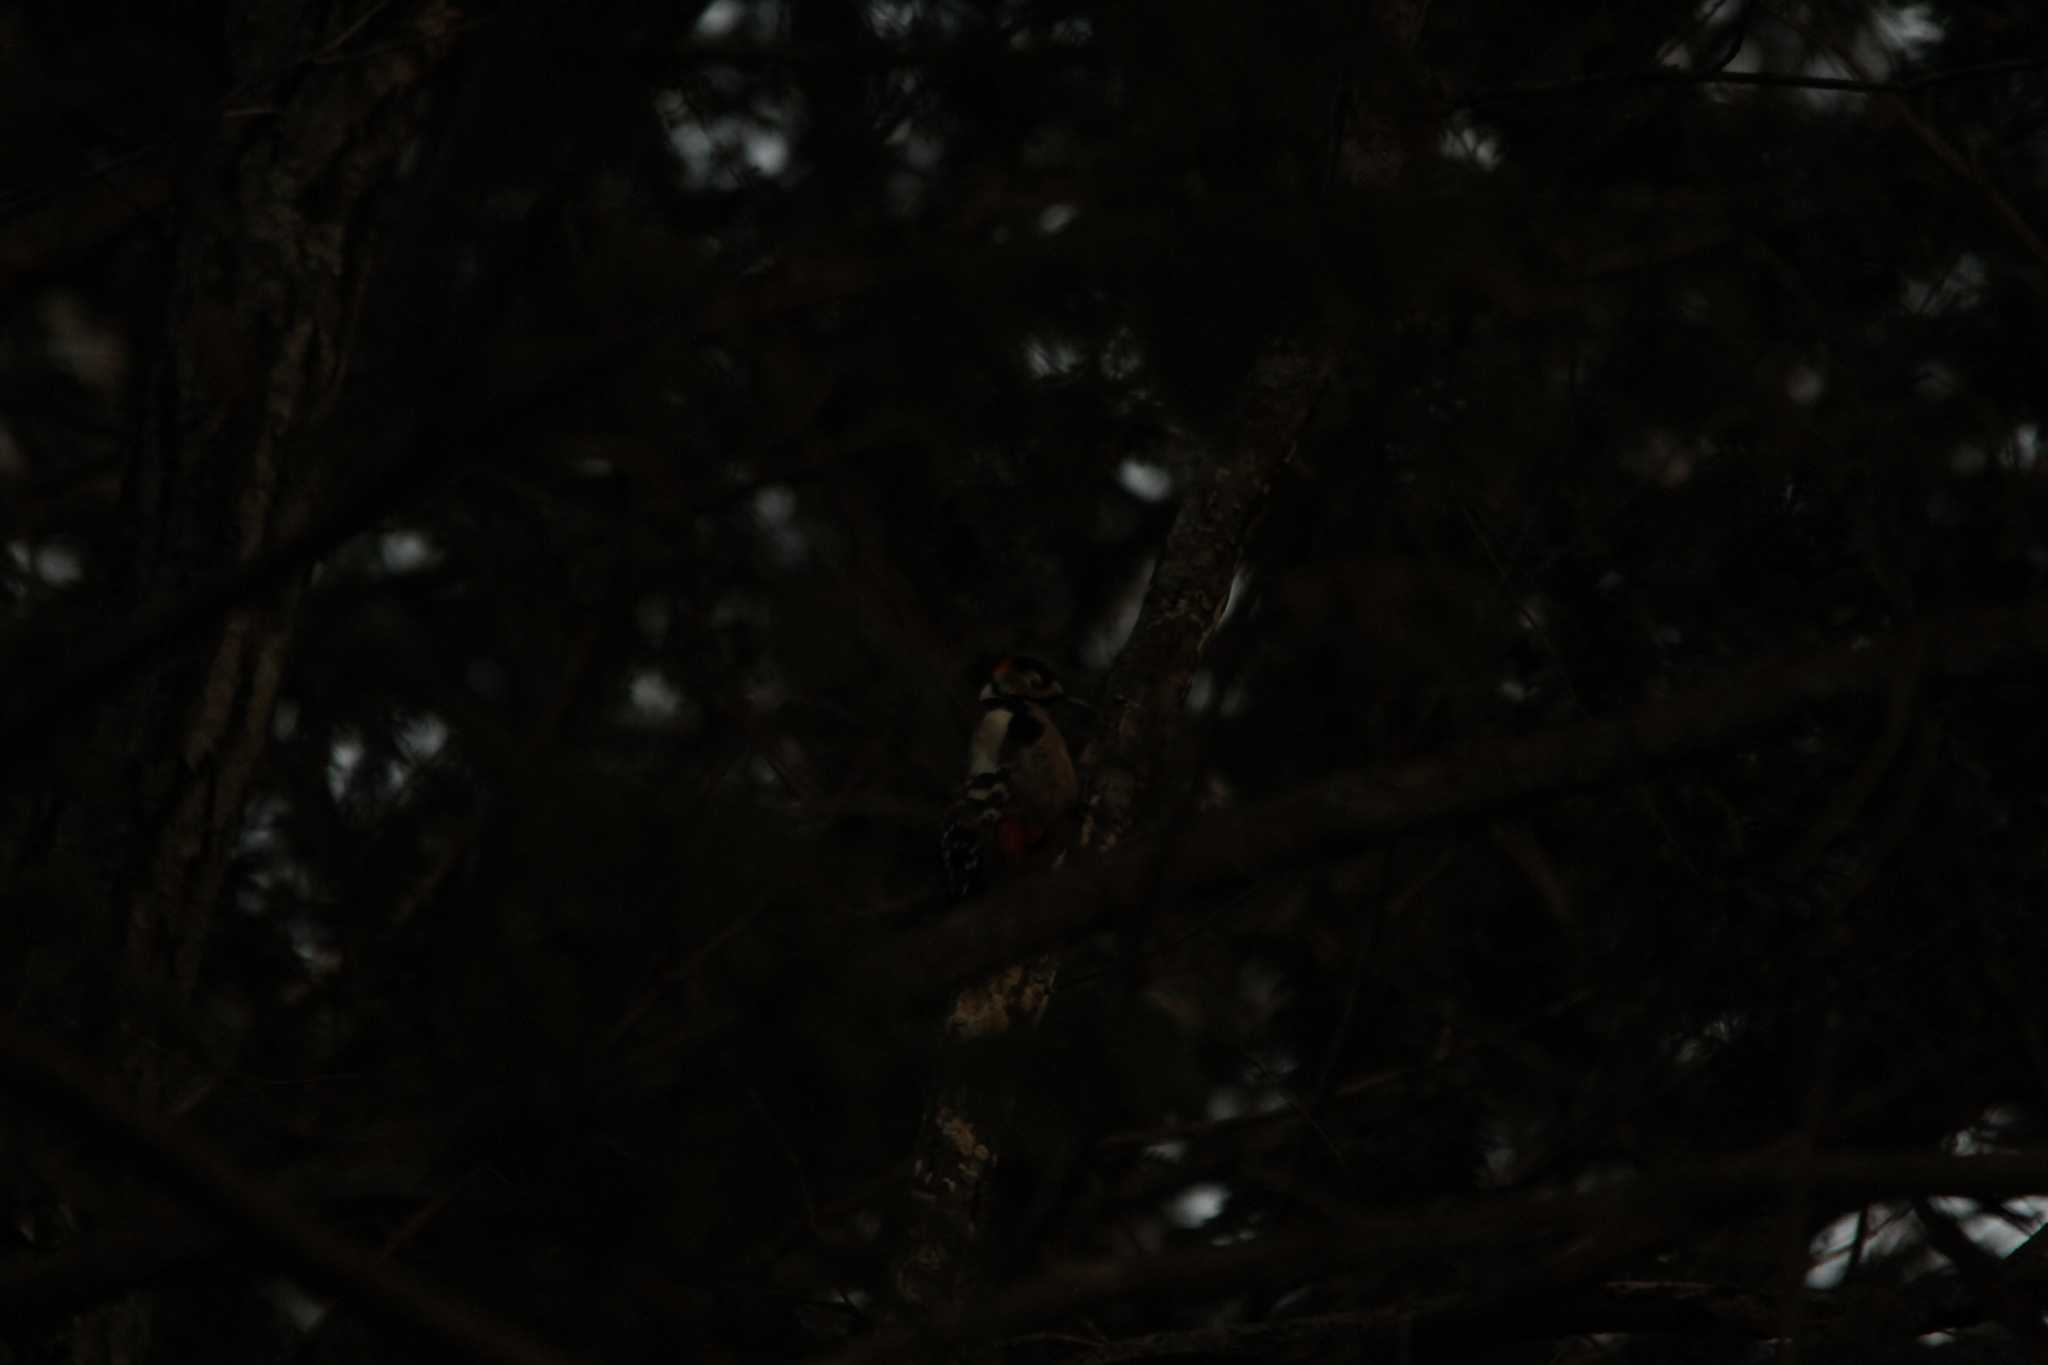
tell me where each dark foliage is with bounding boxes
[5,1,2048,1362]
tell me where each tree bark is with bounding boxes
[2,6,460,1362]
[869,594,2040,995]
[889,0,1435,1320]
[845,1149,2048,1365]
[893,345,1331,1315]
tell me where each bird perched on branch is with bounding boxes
[940,656,1083,898]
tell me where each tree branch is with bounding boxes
[1081,343,1330,852]
[873,597,2048,994]
[0,1021,593,1365]
[831,1147,2048,1365]
[891,341,1331,1313]
[0,1221,226,1327]
[0,152,175,298]
[1042,1280,1960,1363]
[1457,57,2048,106]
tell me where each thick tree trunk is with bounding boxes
[121,0,456,1054]
[893,347,1332,1315]
[890,0,1429,1324]
[3,6,459,1362]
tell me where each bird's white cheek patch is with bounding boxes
[969,709,1012,774]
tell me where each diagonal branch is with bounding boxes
[873,597,2048,995]
[1458,56,2048,106]
[0,1020,593,1365]
[834,1147,2048,1365]
[1080,343,1331,852]
[1042,1279,1978,1364]
[891,342,1333,1314]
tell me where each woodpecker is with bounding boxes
[940,770,1013,900]
[941,656,1082,898]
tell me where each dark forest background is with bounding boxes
[5,1,2048,1362]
